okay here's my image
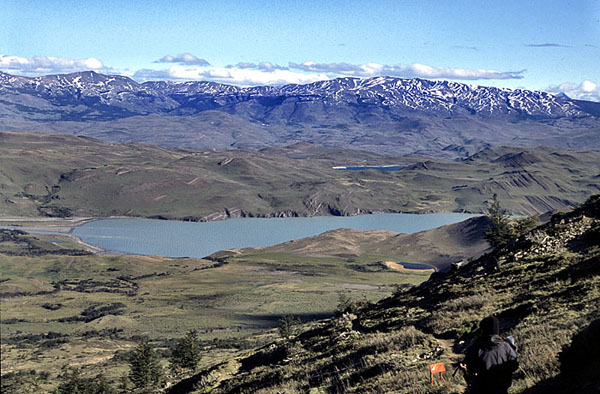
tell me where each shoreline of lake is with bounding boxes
[1,211,479,263]
[0,216,117,256]
[70,212,478,259]
[0,207,480,231]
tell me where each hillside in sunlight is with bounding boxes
[2,131,599,219]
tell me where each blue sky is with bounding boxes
[1,0,599,100]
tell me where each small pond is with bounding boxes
[333,165,406,171]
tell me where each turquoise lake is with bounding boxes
[71,213,477,258]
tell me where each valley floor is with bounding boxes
[0,227,432,392]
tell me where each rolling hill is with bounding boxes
[239,215,491,272]
[1,132,599,219]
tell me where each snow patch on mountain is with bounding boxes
[0,71,587,119]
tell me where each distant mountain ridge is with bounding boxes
[1,71,599,157]
[0,70,590,119]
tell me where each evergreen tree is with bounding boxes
[169,329,202,374]
[278,315,300,339]
[128,341,163,390]
[484,194,513,248]
[484,194,539,249]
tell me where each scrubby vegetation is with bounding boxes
[55,368,116,394]
[0,229,92,256]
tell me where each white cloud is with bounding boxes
[546,80,600,102]
[133,65,328,86]
[226,62,288,71]
[257,62,288,71]
[131,60,525,86]
[228,62,257,69]
[288,61,525,80]
[524,43,572,48]
[0,53,527,86]
[131,69,175,80]
[0,54,111,75]
[289,61,363,74]
[154,53,210,66]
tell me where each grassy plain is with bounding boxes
[0,229,430,391]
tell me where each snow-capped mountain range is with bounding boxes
[1,71,598,157]
[0,70,590,119]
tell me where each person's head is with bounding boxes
[480,315,500,336]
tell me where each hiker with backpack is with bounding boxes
[460,316,519,394]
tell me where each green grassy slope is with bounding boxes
[1,132,599,219]
[170,196,600,394]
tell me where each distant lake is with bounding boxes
[72,213,476,258]
[333,165,406,171]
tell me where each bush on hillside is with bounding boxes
[278,315,300,340]
[335,291,369,316]
[55,368,115,394]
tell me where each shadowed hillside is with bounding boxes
[168,195,600,394]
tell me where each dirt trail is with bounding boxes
[437,338,467,393]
